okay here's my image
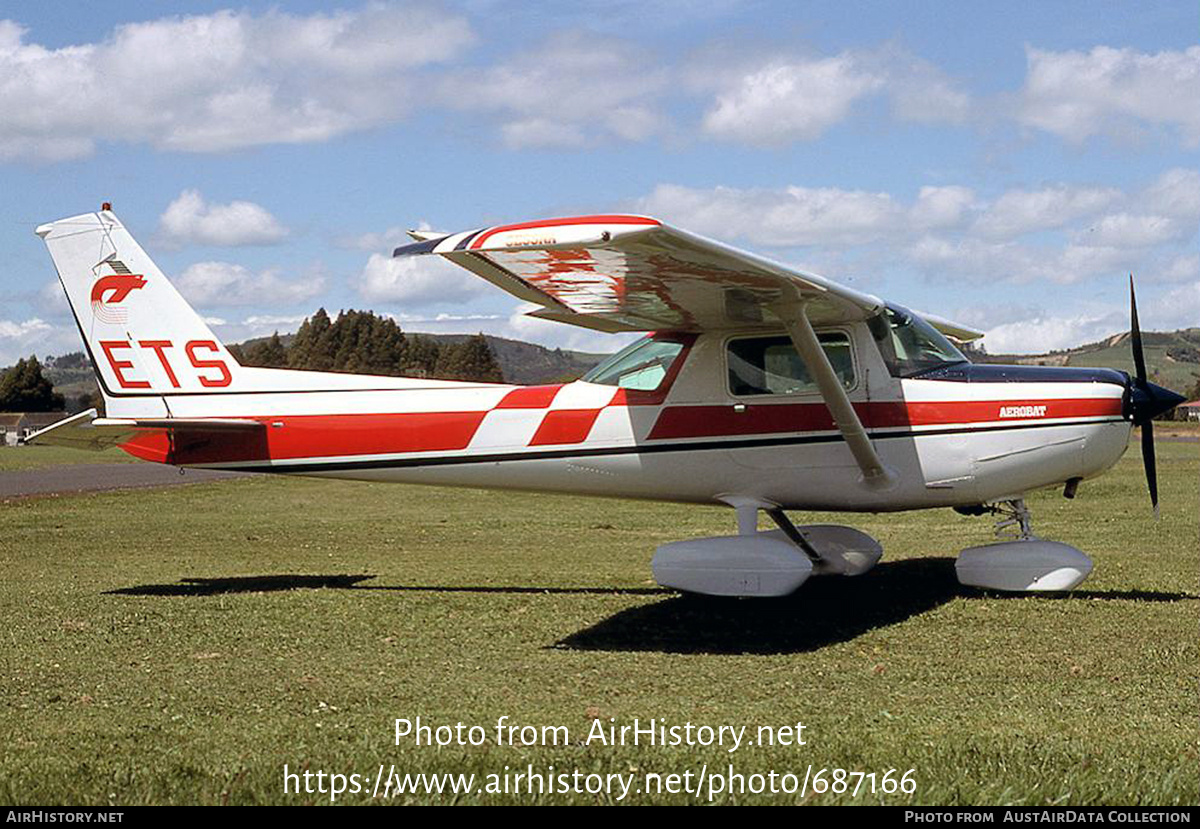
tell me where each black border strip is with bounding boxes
[454,229,484,251]
[207,417,1125,474]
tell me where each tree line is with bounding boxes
[226,308,504,382]
[0,356,64,412]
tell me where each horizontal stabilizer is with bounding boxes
[26,409,263,451]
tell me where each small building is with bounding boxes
[1179,401,1200,422]
[0,412,67,445]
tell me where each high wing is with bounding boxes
[397,214,984,490]
[395,215,983,341]
[396,215,888,333]
[27,409,263,451]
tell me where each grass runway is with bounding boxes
[0,442,1196,805]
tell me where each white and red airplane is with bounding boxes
[30,207,1184,596]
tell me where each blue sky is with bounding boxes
[2,0,1197,365]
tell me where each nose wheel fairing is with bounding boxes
[955,540,1093,591]
[952,498,1094,592]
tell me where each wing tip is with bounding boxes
[393,237,445,258]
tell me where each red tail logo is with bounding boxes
[91,274,146,324]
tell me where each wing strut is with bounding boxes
[775,299,897,490]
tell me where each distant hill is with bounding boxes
[421,334,609,385]
[973,328,1200,392]
[40,352,97,409]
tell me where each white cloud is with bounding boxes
[907,235,1144,285]
[702,54,883,144]
[636,182,976,247]
[175,261,326,308]
[0,317,51,342]
[1075,212,1184,249]
[499,118,589,150]
[0,317,79,365]
[159,190,288,247]
[439,32,666,150]
[979,311,1127,355]
[885,55,972,125]
[339,224,436,252]
[637,166,1197,289]
[1018,45,1200,147]
[357,253,491,305]
[0,4,475,161]
[1158,254,1200,284]
[697,47,971,145]
[439,32,672,150]
[1066,168,1200,250]
[970,279,1200,355]
[637,183,898,246]
[1141,167,1200,218]
[910,186,977,230]
[1150,280,1200,331]
[972,184,1120,240]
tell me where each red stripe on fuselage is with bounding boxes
[121,395,1124,467]
[138,411,488,466]
[646,398,1124,440]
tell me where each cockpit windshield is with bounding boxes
[582,335,687,391]
[868,305,969,378]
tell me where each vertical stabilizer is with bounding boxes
[36,209,243,415]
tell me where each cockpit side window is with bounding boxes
[727,332,854,396]
[868,305,969,378]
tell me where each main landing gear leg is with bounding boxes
[955,496,1093,591]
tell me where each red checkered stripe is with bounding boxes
[468,383,627,450]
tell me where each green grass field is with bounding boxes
[1,443,1196,805]
[0,444,138,472]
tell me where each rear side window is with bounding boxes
[728,333,854,396]
[583,336,687,391]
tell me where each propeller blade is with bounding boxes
[1141,418,1159,519]
[1128,273,1156,518]
[1129,274,1147,384]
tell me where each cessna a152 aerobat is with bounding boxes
[31,207,1185,597]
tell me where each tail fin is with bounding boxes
[36,208,243,410]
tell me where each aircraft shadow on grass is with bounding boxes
[105,574,378,596]
[105,574,668,597]
[106,562,1194,655]
[554,560,1197,656]
[556,557,961,655]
